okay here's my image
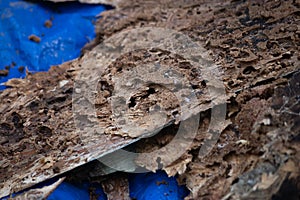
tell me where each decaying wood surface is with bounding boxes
[1,0,299,199]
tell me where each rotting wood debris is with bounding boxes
[1,0,300,199]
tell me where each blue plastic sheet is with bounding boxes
[0,0,106,90]
[47,170,189,200]
[47,182,107,200]
[0,1,189,199]
[129,171,189,200]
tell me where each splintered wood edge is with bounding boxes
[10,177,65,200]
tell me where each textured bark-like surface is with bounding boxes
[0,0,299,199]
[91,0,300,199]
[101,174,130,200]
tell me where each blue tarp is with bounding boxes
[0,0,106,90]
[0,1,189,199]
[48,171,189,200]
